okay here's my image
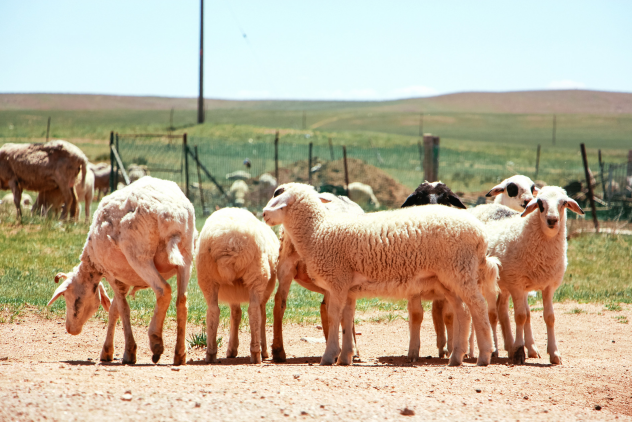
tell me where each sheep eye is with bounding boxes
[273,187,285,198]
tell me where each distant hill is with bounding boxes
[1,90,632,114]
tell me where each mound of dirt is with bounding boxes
[270,158,411,209]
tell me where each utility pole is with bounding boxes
[197,0,204,124]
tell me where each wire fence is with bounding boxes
[112,133,632,220]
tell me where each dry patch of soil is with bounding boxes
[1,302,631,421]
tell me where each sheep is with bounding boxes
[229,180,249,207]
[263,183,498,366]
[272,193,364,362]
[127,164,149,183]
[0,140,88,220]
[196,207,279,364]
[348,182,380,208]
[0,192,32,215]
[226,170,251,181]
[475,186,584,365]
[47,176,196,365]
[33,166,95,222]
[89,162,110,199]
[486,175,538,211]
[401,181,466,209]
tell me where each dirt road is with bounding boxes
[1,302,631,421]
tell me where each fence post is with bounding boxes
[46,117,51,142]
[109,131,114,193]
[580,143,599,233]
[274,131,279,183]
[195,145,206,214]
[183,133,190,200]
[343,146,350,198]
[432,136,440,181]
[627,150,632,177]
[308,142,313,186]
[608,166,613,206]
[423,135,433,182]
[598,149,607,200]
[115,133,120,187]
[328,137,334,160]
[534,144,541,179]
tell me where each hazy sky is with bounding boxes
[1,1,631,100]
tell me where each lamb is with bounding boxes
[89,162,110,199]
[229,180,249,207]
[196,207,279,364]
[33,166,95,222]
[0,140,88,220]
[486,175,538,211]
[401,181,466,209]
[272,193,364,362]
[263,183,498,366]
[477,186,584,364]
[348,182,380,208]
[47,176,196,365]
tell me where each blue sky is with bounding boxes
[1,1,630,100]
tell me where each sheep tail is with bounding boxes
[479,255,501,297]
[167,234,185,267]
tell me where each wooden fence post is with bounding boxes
[308,142,313,185]
[183,133,190,200]
[423,135,433,182]
[328,137,334,160]
[535,144,541,180]
[598,149,606,200]
[195,145,206,214]
[274,131,279,183]
[109,131,115,193]
[432,136,440,181]
[627,150,632,177]
[343,146,350,198]
[115,133,120,187]
[580,143,599,233]
[45,117,51,142]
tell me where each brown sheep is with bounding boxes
[0,140,88,221]
[33,167,95,222]
[89,162,110,200]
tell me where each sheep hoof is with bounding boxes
[491,350,499,358]
[337,351,353,366]
[408,352,419,363]
[549,352,562,365]
[123,354,137,365]
[272,348,287,363]
[100,349,113,362]
[320,356,336,366]
[476,353,491,366]
[250,352,262,364]
[261,348,269,360]
[448,355,463,367]
[151,353,161,364]
[527,347,541,359]
[226,348,238,359]
[205,352,218,364]
[150,340,164,360]
[438,348,448,359]
[173,353,186,366]
[512,347,526,365]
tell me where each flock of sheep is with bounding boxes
[1,140,584,368]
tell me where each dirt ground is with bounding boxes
[1,302,631,421]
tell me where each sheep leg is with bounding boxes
[338,296,356,365]
[432,299,448,358]
[9,181,23,222]
[100,294,120,362]
[442,291,469,366]
[260,300,268,360]
[108,282,136,365]
[201,282,220,363]
[321,289,347,366]
[510,289,528,365]
[271,263,294,362]
[320,294,330,341]
[351,311,359,359]
[173,263,190,366]
[227,304,242,358]
[443,303,454,358]
[460,290,493,366]
[84,188,92,223]
[543,286,562,364]
[247,289,263,364]
[483,288,500,358]
[497,290,514,357]
[407,294,423,362]
[523,294,541,359]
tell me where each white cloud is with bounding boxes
[547,80,586,90]
[389,85,438,98]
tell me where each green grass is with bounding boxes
[613,315,629,324]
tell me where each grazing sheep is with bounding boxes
[47,176,196,366]
[33,167,95,222]
[229,180,249,207]
[90,162,110,199]
[0,192,32,215]
[196,208,279,364]
[263,183,498,366]
[478,186,584,364]
[401,181,466,209]
[272,193,364,362]
[127,164,149,183]
[226,170,251,181]
[348,182,380,208]
[486,175,538,211]
[0,140,88,220]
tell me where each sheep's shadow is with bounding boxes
[60,360,180,367]
[375,355,554,367]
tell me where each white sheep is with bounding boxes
[196,207,279,364]
[47,176,196,366]
[127,164,149,183]
[272,193,364,362]
[263,183,498,366]
[486,175,538,211]
[33,166,95,222]
[229,180,249,207]
[348,182,380,208]
[474,186,584,364]
[0,192,32,215]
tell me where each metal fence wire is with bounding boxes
[112,134,631,220]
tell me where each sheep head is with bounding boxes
[401,181,466,209]
[521,186,584,237]
[48,269,111,335]
[486,175,538,211]
[263,183,329,227]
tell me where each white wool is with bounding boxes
[489,175,537,212]
[348,182,380,208]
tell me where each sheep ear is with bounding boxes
[447,193,467,209]
[48,279,71,306]
[486,184,505,197]
[400,194,418,208]
[521,199,539,217]
[564,198,584,215]
[98,283,111,311]
[318,194,332,204]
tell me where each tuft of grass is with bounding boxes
[567,307,586,315]
[613,316,628,324]
[604,303,623,312]
[187,332,220,349]
[530,307,543,312]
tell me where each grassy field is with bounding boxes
[1,211,630,328]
